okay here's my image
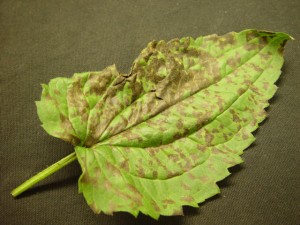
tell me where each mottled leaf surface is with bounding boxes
[36,30,291,219]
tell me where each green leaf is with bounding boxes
[35,29,291,219]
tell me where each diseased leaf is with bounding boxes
[32,30,292,218]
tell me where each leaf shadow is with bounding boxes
[15,175,79,199]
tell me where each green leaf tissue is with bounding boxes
[11,29,292,219]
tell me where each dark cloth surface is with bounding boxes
[1,0,299,224]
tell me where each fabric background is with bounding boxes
[1,0,299,224]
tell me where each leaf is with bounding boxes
[36,29,291,219]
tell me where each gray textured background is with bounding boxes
[1,0,299,224]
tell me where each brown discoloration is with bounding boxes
[246,30,258,41]
[229,109,241,123]
[103,179,143,207]
[249,85,261,94]
[188,173,196,180]
[222,158,236,165]
[260,52,271,61]
[44,90,53,101]
[204,34,219,42]
[258,109,267,118]
[237,88,245,95]
[183,159,193,172]
[243,79,252,86]
[219,32,236,48]
[223,133,229,141]
[152,171,158,179]
[173,133,182,140]
[120,159,129,171]
[107,202,118,215]
[199,175,209,183]
[225,76,234,84]
[249,63,263,73]
[244,42,259,51]
[168,153,180,163]
[103,180,113,191]
[263,82,269,90]
[181,183,191,190]
[176,120,184,129]
[212,147,223,155]
[151,200,161,212]
[216,96,224,110]
[278,40,287,55]
[80,173,92,184]
[58,114,81,145]
[53,89,60,95]
[90,202,100,214]
[163,199,175,204]
[88,71,115,95]
[205,132,214,146]
[127,184,142,198]
[138,166,145,177]
[94,167,101,177]
[242,133,249,140]
[212,128,219,133]
[172,208,184,216]
[106,162,121,176]
[227,53,241,69]
[81,173,99,186]
[181,196,195,202]
[258,36,268,46]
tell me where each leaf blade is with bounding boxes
[37,29,292,218]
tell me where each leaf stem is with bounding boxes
[11,152,77,197]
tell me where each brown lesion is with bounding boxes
[204,34,219,42]
[260,52,272,61]
[89,202,101,214]
[242,132,249,140]
[106,162,122,177]
[53,89,60,96]
[127,184,143,199]
[81,172,99,186]
[55,114,81,145]
[151,200,161,212]
[163,199,175,205]
[106,202,118,215]
[180,196,195,203]
[180,183,191,191]
[199,175,209,183]
[218,32,236,49]
[187,173,196,180]
[172,208,184,216]
[229,109,241,123]
[88,71,114,95]
[249,63,263,73]
[137,159,145,177]
[244,42,259,51]
[263,82,270,90]
[152,171,158,179]
[120,159,129,171]
[278,40,287,55]
[205,132,214,146]
[227,52,241,70]
[167,153,180,163]
[246,30,259,42]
